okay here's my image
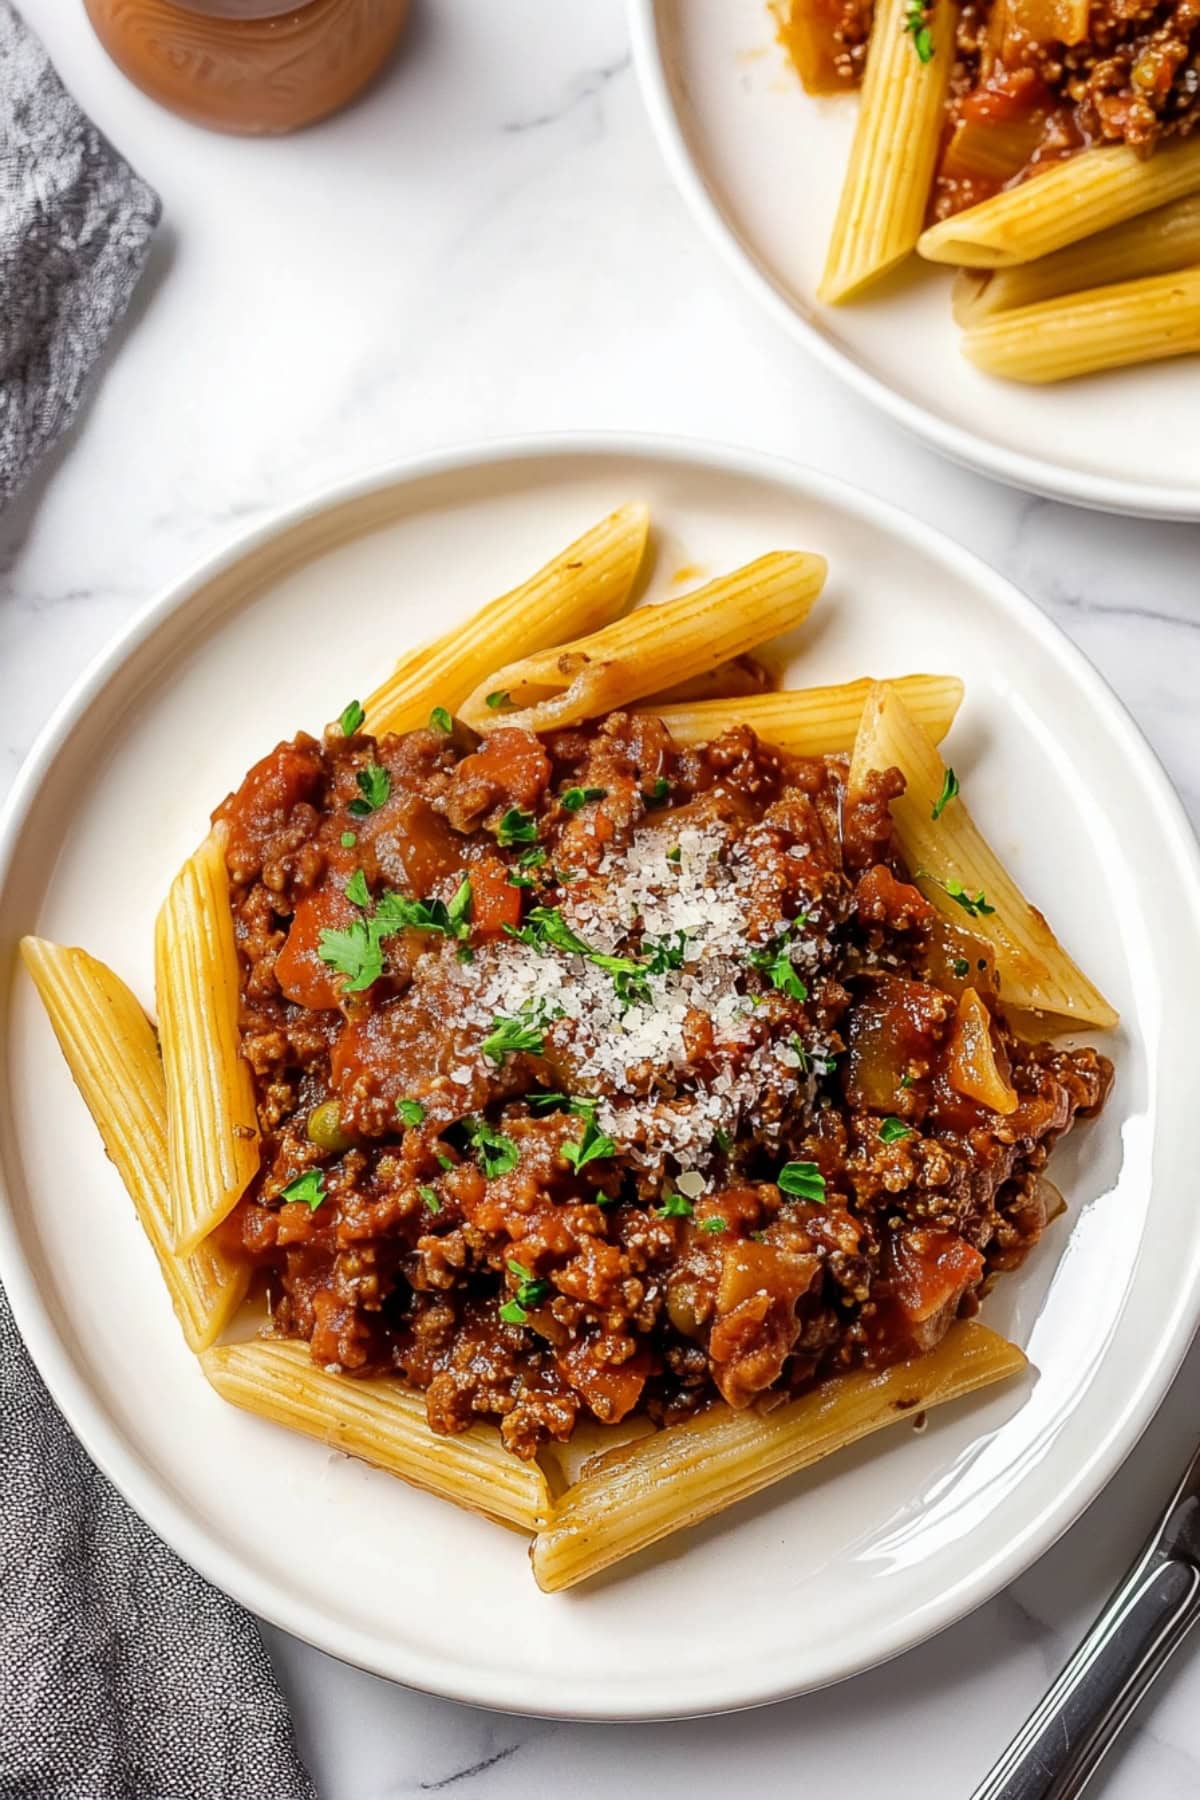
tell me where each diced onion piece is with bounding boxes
[947,988,1018,1114]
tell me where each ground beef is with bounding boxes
[216,712,1112,1459]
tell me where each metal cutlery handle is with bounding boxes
[970,1553,1200,1800]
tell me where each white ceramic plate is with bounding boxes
[631,0,1200,519]
[2,438,1199,1720]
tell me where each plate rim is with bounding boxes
[3,430,1200,1720]
[627,0,1200,522]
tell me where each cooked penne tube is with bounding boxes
[951,194,1200,324]
[531,1321,1026,1592]
[644,653,772,706]
[156,825,261,1256]
[848,681,1118,1027]
[457,552,828,733]
[919,137,1200,268]
[641,672,963,755]
[819,0,957,303]
[202,1336,552,1533]
[961,268,1200,383]
[362,504,650,738]
[20,937,249,1352]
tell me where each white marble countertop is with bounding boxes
[6,3,1200,1795]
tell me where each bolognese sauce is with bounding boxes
[776,0,1200,218]
[215,708,1110,1460]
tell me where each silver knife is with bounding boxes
[970,1442,1200,1800]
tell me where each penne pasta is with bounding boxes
[918,136,1200,269]
[644,653,772,707]
[848,681,1118,1027]
[155,825,261,1256]
[531,1322,1026,1592]
[202,1335,552,1533]
[818,0,957,303]
[641,672,963,756]
[19,937,249,1352]
[951,193,1200,325]
[362,504,650,738]
[960,268,1200,383]
[456,552,828,733]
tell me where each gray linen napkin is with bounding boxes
[0,0,159,507]
[1,11,318,1795]
[0,1293,318,1799]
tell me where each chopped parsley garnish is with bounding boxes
[506,1260,550,1310]
[485,690,511,711]
[560,785,607,812]
[658,1192,694,1218]
[916,871,995,918]
[436,1151,455,1171]
[344,867,372,909]
[281,1169,326,1211]
[457,944,475,963]
[563,1115,616,1173]
[374,876,473,940]
[316,920,384,994]
[396,1098,425,1127]
[700,1217,727,1234]
[713,1127,734,1154]
[496,807,538,848]
[931,767,960,821]
[340,830,358,849]
[418,1185,441,1213]
[642,776,671,806]
[508,905,659,1008]
[429,706,453,734]
[479,1000,552,1064]
[643,930,688,975]
[899,1073,914,1090]
[951,956,970,977]
[348,762,391,816]
[666,845,682,865]
[519,846,547,868]
[339,699,364,737]
[879,1117,914,1143]
[499,1298,530,1325]
[464,1118,521,1178]
[903,0,934,61]
[749,921,811,1002]
[777,1161,826,1204]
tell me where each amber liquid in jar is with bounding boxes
[84,0,410,135]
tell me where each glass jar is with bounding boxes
[84,0,410,135]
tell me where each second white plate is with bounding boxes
[631,0,1200,518]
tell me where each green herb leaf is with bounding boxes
[281,1169,326,1211]
[902,0,934,60]
[643,930,688,975]
[396,1098,425,1127]
[486,690,511,711]
[879,1117,914,1143]
[713,1127,734,1154]
[916,870,995,918]
[340,830,358,849]
[700,1217,727,1234]
[749,929,810,1002]
[563,1116,617,1173]
[339,699,364,737]
[658,1191,694,1218]
[951,957,970,977]
[777,1161,826,1204]
[344,867,372,910]
[464,1117,521,1179]
[436,1151,455,1171]
[899,1072,915,1090]
[499,1298,529,1324]
[317,920,383,993]
[560,785,607,812]
[418,1184,441,1213]
[347,762,391,816]
[479,1005,549,1064]
[931,767,960,821]
[642,777,671,806]
[497,807,538,848]
[429,706,453,734]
